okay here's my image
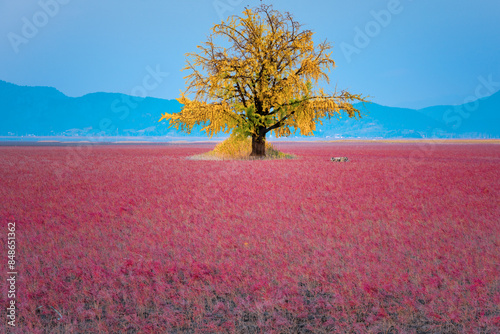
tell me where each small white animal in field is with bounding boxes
[331,157,349,162]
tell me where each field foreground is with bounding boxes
[1,142,499,333]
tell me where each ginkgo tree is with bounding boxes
[159,4,367,157]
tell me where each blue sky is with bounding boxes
[1,0,499,109]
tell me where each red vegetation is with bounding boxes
[1,142,499,333]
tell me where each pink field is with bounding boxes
[1,142,499,333]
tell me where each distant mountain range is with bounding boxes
[1,80,499,139]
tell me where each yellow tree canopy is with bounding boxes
[159,4,366,154]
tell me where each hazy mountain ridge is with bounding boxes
[1,80,498,139]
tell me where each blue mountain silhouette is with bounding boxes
[1,80,498,138]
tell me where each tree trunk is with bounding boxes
[250,132,266,157]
